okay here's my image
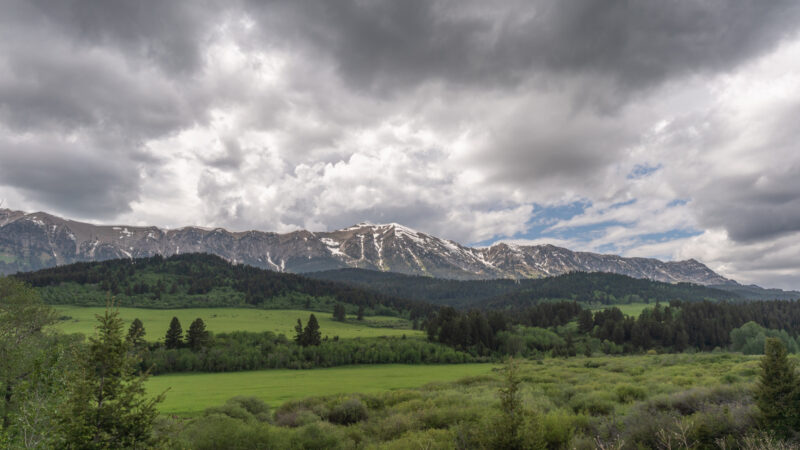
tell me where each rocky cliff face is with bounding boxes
[0,209,734,285]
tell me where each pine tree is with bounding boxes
[755,337,800,438]
[187,318,210,350]
[164,316,183,349]
[294,318,304,345]
[303,314,321,347]
[126,318,146,349]
[333,304,346,322]
[58,307,164,448]
[577,309,594,334]
[357,305,365,321]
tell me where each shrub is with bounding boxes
[180,415,289,450]
[327,398,368,425]
[615,384,647,403]
[569,392,615,416]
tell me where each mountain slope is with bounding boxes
[0,208,733,285]
[307,268,741,308]
[13,253,435,317]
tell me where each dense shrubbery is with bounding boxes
[158,353,800,449]
[731,321,800,354]
[140,332,477,374]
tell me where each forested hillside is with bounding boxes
[309,268,740,308]
[13,254,435,318]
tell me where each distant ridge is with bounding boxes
[0,208,733,285]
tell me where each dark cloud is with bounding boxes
[244,0,800,96]
[695,169,800,242]
[0,137,140,218]
[26,0,216,75]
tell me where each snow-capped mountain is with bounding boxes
[0,208,733,285]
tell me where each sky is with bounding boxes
[0,1,799,289]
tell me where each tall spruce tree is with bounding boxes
[294,318,304,345]
[58,307,164,448]
[304,314,322,346]
[333,304,346,322]
[126,318,146,349]
[755,337,800,438]
[187,318,210,350]
[164,316,183,349]
[357,305,365,321]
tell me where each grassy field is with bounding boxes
[147,364,496,416]
[590,302,653,317]
[150,353,776,447]
[52,306,422,340]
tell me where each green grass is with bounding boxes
[590,302,653,317]
[148,364,496,416]
[52,306,422,340]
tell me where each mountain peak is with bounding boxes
[0,209,734,285]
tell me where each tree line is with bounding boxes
[309,268,740,308]
[424,299,800,356]
[13,253,437,318]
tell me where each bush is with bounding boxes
[327,398,368,425]
[615,384,647,403]
[569,392,616,416]
[204,396,271,423]
[180,415,289,450]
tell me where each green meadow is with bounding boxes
[52,306,422,340]
[590,302,653,317]
[146,352,779,447]
[147,364,496,416]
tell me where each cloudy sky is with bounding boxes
[1,1,799,288]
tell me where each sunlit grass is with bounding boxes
[52,306,423,340]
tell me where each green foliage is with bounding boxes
[332,303,346,322]
[327,398,368,425]
[731,321,799,354]
[58,306,164,448]
[126,318,146,349]
[142,333,477,375]
[187,318,211,350]
[309,268,739,308]
[16,253,433,317]
[295,314,321,347]
[149,353,800,448]
[755,338,800,439]
[204,396,271,423]
[164,316,183,349]
[0,277,57,433]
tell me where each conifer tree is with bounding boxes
[164,316,183,349]
[303,314,321,347]
[126,318,146,349]
[187,318,210,350]
[333,304,346,322]
[58,307,164,448]
[577,309,594,334]
[755,337,800,438]
[294,318,304,345]
[357,305,365,321]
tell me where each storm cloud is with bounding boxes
[1,0,799,287]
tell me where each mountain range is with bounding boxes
[0,208,734,285]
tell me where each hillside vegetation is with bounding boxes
[309,268,741,308]
[14,253,434,318]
